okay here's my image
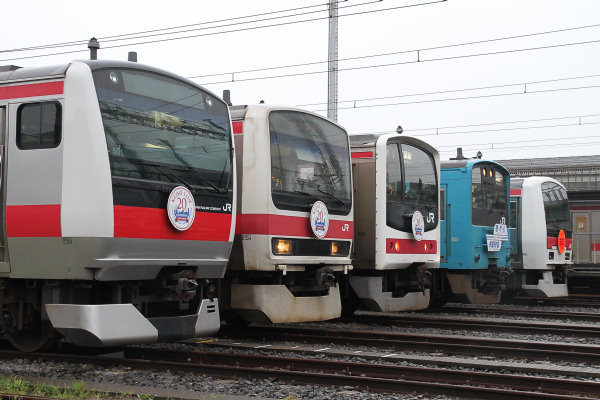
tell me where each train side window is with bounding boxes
[16,102,62,150]
[510,201,517,228]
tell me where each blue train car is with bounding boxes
[431,156,511,305]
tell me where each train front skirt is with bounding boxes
[45,299,220,347]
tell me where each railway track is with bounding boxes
[218,325,600,363]
[0,346,598,400]
[343,312,600,338]
[508,294,600,307]
[429,305,600,322]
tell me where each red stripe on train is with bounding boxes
[351,151,373,159]
[510,189,522,196]
[386,238,437,254]
[114,205,232,241]
[236,214,353,239]
[546,237,573,250]
[7,204,62,237]
[0,81,64,100]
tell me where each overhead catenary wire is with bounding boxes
[298,73,600,108]
[192,21,600,80]
[0,0,445,62]
[354,112,600,136]
[0,0,341,53]
[353,115,600,158]
[199,37,600,85]
[438,138,600,155]
[296,74,600,111]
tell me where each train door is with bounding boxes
[0,106,8,272]
[440,184,449,262]
[509,199,522,267]
[572,211,591,264]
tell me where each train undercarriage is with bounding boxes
[0,268,219,352]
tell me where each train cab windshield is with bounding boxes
[269,110,352,215]
[471,165,508,226]
[93,68,232,195]
[541,182,572,237]
[386,142,438,232]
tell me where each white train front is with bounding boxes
[0,60,235,351]
[348,133,440,313]
[222,105,353,323]
[507,176,571,297]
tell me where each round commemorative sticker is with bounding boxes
[167,186,196,231]
[411,210,425,241]
[310,201,329,239]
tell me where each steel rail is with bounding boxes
[0,348,595,400]
[126,347,600,398]
[428,306,600,322]
[219,325,600,363]
[345,313,600,337]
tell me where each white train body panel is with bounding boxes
[227,105,353,323]
[510,176,571,297]
[0,60,236,348]
[349,133,440,312]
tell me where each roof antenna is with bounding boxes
[223,90,232,106]
[88,37,100,60]
[128,52,137,62]
[450,147,466,160]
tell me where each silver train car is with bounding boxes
[506,177,571,297]
[0,60,235,351]
[347,133,440,313]
[222,105,353,323]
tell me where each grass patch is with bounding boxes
[0,376,156,399]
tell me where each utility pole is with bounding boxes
[327,0,338,122]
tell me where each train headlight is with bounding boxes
[331,241,341,256]
[274,239,293,255]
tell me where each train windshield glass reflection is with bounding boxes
[269,110,351,215]
[386,143,438,232]
[471,165,508,226]
[541,182,572,237]
[93,69,232,192]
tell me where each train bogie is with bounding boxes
[348,133,440,313]
[0,59,235,350]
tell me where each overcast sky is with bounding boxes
[3,0,600,161]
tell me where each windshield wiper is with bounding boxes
[131,159,224,194]
[157,139,227,194]
[169,166,225,194]
[293,190,325,205]
[316,186,345,205]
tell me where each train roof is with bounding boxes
[0,60,205,91]
[0,64,69,82]
[349,133,439,156]
[349,134,380,147]
[441,158,509,172]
